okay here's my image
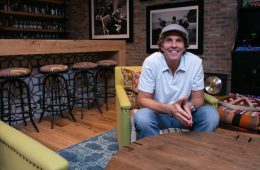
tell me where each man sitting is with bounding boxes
[134,24,219,140]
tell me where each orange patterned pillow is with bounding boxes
[121,68,141,93]
[125,89,140,109]
[132,70,141,93]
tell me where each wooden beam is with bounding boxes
[0,40,126,65]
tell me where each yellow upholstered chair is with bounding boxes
[0,120,69,170]
[115,66,219,149]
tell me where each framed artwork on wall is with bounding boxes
[146,0,204,54]
[90,0,133,42]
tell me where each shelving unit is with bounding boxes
[0,0,66,39]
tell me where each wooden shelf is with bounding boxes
[36,0,64,5]
[0,10,65,19]
[0,26,65,33]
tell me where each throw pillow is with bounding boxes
[121,68,133,90]
[218,105,260,132]
[132,70,141,93]
[125,89,139,109]
[121,68,141,93]
[218,94,260,111]
[121,68,141,109]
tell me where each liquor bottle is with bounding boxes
[46,3,50,14]
[8,16,13,27]
[51,5,55,15]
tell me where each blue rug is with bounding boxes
[58,129,119,170]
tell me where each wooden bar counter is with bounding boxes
[0,39,126,66]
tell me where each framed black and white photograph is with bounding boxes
[90,0,133,42]
[146,1,204,54]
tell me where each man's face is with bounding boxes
[160,32,185,61]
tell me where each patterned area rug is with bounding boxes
[58,129,119,170]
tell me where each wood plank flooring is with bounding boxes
[17,100,116,152]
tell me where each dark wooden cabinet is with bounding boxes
[0,0,66,39]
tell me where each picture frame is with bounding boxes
[146,1,204,54]
[90,0,133,42]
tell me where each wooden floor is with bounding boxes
[17,100,116,152]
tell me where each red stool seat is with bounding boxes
[72,62,97,70]
[97,60,117,67]
[40,64,68,73]
[0,68,31,78]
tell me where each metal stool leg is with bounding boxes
[103,71,108,111]
[39,76,47,123]
[51,76,56,129]
[7,81,12,126]
[21,80,39,132]
[96,67,115,111]
[93,71,103,114]
[59,75,76,122]
[18,80,27,126]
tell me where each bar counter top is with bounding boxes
[0,39,126,65]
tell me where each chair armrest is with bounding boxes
[115,85,132,149]
[115,84,131,110]
[0,121,68,170]
[204,93,219,109]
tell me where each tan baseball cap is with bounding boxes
[160,24,189,47]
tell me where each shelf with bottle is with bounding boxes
[0,26,65,33]
[0,15,65,32]
[0,31,65,39]
[37,0,65,5]
[0,9,64,19]
[0,0,66,39]
[0,0,65,17]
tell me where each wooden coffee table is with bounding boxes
[106,131,260,170]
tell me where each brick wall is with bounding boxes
[65,0,237,93]
[66,0,90,39]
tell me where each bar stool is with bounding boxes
[0,67,39,132]
[39,64,76,129]
[72,61,102,119]
[96,59,117,111]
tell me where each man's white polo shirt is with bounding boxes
[138,52,204,104]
